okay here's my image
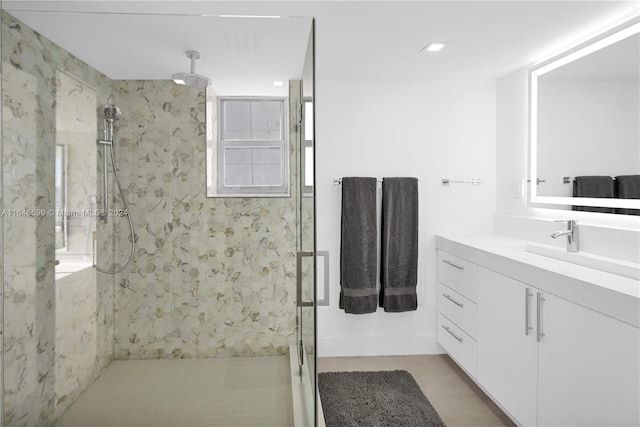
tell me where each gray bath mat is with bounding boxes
[318,370,446,427]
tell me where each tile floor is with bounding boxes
[53,356,293,427]
[318,354,516,427]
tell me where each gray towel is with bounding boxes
[380,177,418,312]
[615,175,640,216]
[340,177,378,314]
[616,175,640,199]
[572,176,615,214]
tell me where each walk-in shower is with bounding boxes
[95,103,135,274]
[1,6,316,427]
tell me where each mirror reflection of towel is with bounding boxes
[572,176,615,213]
[616,175,640,199]
[615,175,640,216]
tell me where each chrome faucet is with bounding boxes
[551,220,579,253]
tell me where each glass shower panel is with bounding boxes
[296,22,317,426]
[0,6,4,425]
[1,10,116,426]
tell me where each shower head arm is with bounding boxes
[187,50,200,74]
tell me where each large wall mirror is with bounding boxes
[529,17,640,213]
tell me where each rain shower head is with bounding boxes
[102,104,121,121]
[172,50,212,88]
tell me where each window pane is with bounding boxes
[253,164,283,186]
[252,147,281,164]
[222,101,251,140]
[251,101,282,140]
[224,164,253,186]
[225,147,253,164]
[224,147,252,186]
[304,101,313,141]
[304,146,314,187]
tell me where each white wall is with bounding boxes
[496,67,530,218]
[315,79,496,357]
[495,67,640,263]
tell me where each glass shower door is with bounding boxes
[295,21,316,426]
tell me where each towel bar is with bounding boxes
[441,178,484,186]
[334,177,422,185]
[333,177,383,185]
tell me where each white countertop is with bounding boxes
[435,234,640,328]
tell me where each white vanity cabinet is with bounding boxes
[437,244,640,427]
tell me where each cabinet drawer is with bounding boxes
[437,313,477,378]
[437,250,478,302]
[438,282,478,339]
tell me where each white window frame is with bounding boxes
[216,97,290,197]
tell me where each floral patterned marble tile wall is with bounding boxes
[112,80,299,359]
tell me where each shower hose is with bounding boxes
[93,142,135,274]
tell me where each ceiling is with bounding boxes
[4,3,313,96]
[4,1,639,95]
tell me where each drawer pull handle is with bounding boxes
[442,325,464,343]
[443,293,464,307]
[442,259,464,270]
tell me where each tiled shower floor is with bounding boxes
[53,356,293,427]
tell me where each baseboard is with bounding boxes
[318,334,441,357]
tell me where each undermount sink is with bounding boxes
[526,244,640,281]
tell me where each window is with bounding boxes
[216,97,289,196]
[55,144,67,250]
[302,100,314,196]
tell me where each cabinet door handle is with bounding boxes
[537,292,546,342]
[524,288,533,336]
[442,259,464,270]
[443,293,464,307]
[442,325,464,343]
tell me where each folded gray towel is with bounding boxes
[572,176,615,213]
[340,177,378,314]
[380,177,418,312]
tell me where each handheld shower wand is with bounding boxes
[98,104,122,221]
[95,104,135,274]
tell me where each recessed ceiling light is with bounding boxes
[422,42,447,52]
[173,78,185,85]
[273,81,284,87]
